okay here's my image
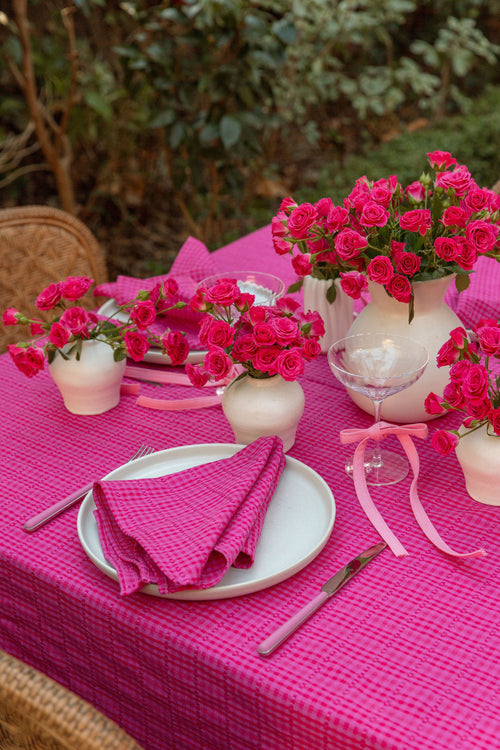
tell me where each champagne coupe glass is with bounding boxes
[328,333,429,486]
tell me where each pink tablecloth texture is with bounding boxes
[1,225,500,750]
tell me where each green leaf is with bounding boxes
[220,115,241,149]
[455,273,471,293]
[149,109,176,128]
[287,279,304,294]
[326,282,337,304]
[84,90,113,121]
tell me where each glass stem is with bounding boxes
[371,399,383,468]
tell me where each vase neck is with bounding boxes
[368,274,455,313]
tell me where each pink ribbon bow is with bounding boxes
[340,421,486,559]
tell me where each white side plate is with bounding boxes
[97,299,206,365]
[77,443,336,600]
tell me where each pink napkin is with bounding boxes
[445,256,500,327]
[92,436,286,596]
[94,236,216,346]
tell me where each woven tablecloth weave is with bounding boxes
[1,225,500,750]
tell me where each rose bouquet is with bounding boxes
[3,275,190,377]
[186,276,324,385]
[425,321,500,455]
[272,151,500,320]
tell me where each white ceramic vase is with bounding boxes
[455,424,500,505]
[346,275,463,423]
[303,275,354,353]
[221,373,305,452]
[49,339,126,415]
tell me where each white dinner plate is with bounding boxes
[77,443,336,600]
[97,299,206,365]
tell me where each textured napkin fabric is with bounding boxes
[93,436,286,596]
[445,256,500,327]
[94,236,216,346]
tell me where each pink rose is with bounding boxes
[431,429,459,456]
[234,293,255,313]
[273,235,294,254]
[36,282,61,311]
[299,310,325,338]
[345,183,371,212]
[424,392,446,415]
[252,345,281,374]
[476,326,500,356]
[443,381,466,409]
[161,278,179,302]
[189,288,210,312]
[269,316,299,345]
[394,251,421,277]
[59,307,90,336]
[386,275,411,303]
[253,322,276,346]
[436,340,460,367]
[8,345,45,378]
[279,197,297,215]
[232,333,257,362]
[203,318,234,348]
[130,300,157,330]
[406,181,426,203]
[449,360,471,381]
[3,308,20,325]
[340,271,368,300]
[60,276,93,301]
[291,253,313,277]
[286,203,318,239]
[124,330,150,361]
[274,347,305,381]
[325,205,349,232]
[367,256,394,285]
[204,347,233,379]
[334,228,368,261]
[205,279,240,306]
[434,236,460,262]
[302,337,321,361]
[185,363,210,388]
[456,239,477,271]
[449,327,468,348]
[370,185,393,207]
[399,209,432,236]
[161,330,189,365]
[490,407,500,436]
[462,363,489,400]
[441,206,467,228]
[427,151,457,170]
[435,165,473,197]
[465,220,499,255]
[466,398,491,421]
[360,201,389,228]
[277,297,300,315]
[314,198,335,218]
[464,187,490,213]
[271,214,288,239]
[30,321,45,336]
[48,322,70,348]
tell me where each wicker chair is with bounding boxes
[0,649,143,750]
[0,206,108,353]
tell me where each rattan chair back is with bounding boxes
[0,206,108,352]
[0,649,143,750]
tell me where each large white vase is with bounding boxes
[221,373,305,452]
[303,275,353,353]
[346,275,463,423]
[49,339,126,415]
[455,424,500,505]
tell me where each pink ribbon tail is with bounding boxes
[135,394,222,411]
[340,421,486,560]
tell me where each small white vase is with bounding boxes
[49,339,126,415]
[221,373,305,452]
[455,424,500,505]
[346,275,463,423]
[303,275,354,353]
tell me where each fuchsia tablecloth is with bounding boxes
[1,225,500,750]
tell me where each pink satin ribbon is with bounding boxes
[340,421,486,560]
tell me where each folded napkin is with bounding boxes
[94,236,216,347]
[445,256,500,328]
[93,436,286,596]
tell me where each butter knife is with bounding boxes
[257,541,387,657]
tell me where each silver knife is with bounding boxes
[257,541,387,657]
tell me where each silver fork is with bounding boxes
[23,444,155,533]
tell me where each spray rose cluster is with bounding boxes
[3,275,190,377]
[425,321,500,455]
[272,151,500,320]
[186,277,323,385]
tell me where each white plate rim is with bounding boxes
[97,299,206,365]
[77,443,336,600]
